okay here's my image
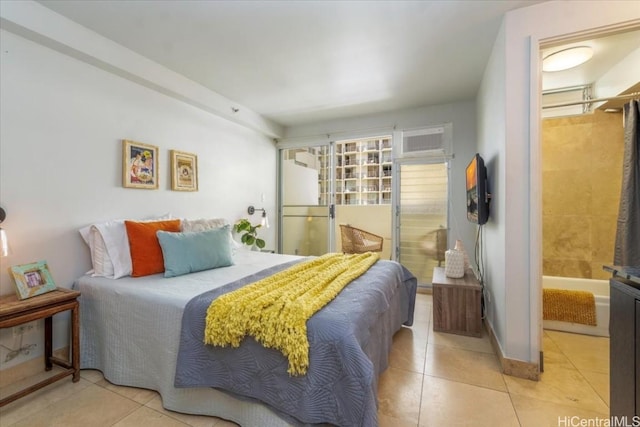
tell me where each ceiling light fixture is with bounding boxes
[542,46,593,72]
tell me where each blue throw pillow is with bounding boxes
[157,225,233,278]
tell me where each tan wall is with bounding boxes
[542,110,624,279]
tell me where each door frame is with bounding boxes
[392,155,452,274]
[530,20,640,369]
[277,140,336,254]
[277,128,398,255]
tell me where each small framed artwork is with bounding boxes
[10,260,57,300]
[123,139,159,189]
[170,150,198,191]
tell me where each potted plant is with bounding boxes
[233,219,266,250]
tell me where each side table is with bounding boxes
[0,288,80,407]
[432,266,482,337]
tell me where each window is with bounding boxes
[319,136,392,205]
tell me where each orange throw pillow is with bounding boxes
[125,219,181,277]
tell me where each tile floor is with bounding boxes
[0,293,610,427]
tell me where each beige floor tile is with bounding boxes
[80,369,105,383]
[210,419,242,427]
[415,292,432,307]
[144,395,238,427]
[379,412,419,427]
[426,301,493,354]
[504,361,609,414]
[511,393,609,427]
[0,375,92,426]
[377,366,423,424]
[419,376,519,427]
[580,369,609,407]
[542,331,562,353]
[541,335,575,369]
[388,326,428,374]
[545,330,609,374]
[409,303,432,337]
[96,378,158,405]
[427,324,494,354]
[412,296,433,326]
[424,344,506,392]
[8,384,139,427]
[113,406,190,427]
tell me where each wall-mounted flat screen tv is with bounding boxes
[466,153,490,225]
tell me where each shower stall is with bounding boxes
[541,108,624,336]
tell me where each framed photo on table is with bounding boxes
[122,139,159,189]
[170,150,198,191]
[10,260,57,300]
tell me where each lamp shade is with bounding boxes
[261,211,270,228]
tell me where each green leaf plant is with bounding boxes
[233,218,266,249]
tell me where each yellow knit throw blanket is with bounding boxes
[204,252,380,375]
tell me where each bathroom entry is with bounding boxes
[537,27,639,375]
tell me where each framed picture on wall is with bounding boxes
[122,139,159,189]
[170,150,198,191]
[10,260,57,300]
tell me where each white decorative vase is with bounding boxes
[445,249,465,278]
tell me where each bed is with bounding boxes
[73,250,417,426]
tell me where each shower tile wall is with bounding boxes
[542,109,624,280]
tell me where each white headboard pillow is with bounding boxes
[79,213,172,279]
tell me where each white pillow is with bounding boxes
[181,218,227,232]
[90,227,114,277]
[79,213,172,279]
[181,218,242,255]
[92,219,133,279]
[79,225,97,275]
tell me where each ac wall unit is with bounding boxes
[401,123,452,158]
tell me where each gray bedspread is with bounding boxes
[175,258,417,427]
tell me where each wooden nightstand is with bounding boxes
[432,267,482,337]
[0,288,80,407]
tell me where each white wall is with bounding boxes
[593,46,640,100]
[0,30,276,368]
[283,100,479,266]
[477,0,640,364]
[282,160,319,205]
[476,21,507,354]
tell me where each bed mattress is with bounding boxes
[74,251,416,426]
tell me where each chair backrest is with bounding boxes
[340,224,383,254]
[433,228,447,261]
[419,227,447,262]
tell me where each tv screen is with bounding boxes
[466,153,490,225]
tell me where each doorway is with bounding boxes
[536,26,639,390]
[395,160,449,286]
[279,144,333,256]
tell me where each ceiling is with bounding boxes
[541,29,640,95]
[35,1,636,129]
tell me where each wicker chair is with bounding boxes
[340,224,384,254]
[418,227,447,266]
